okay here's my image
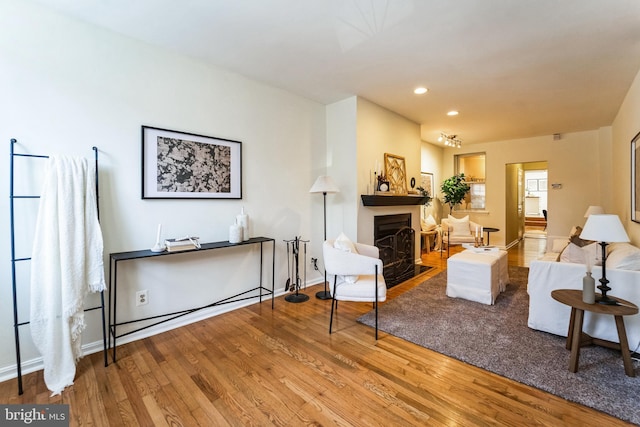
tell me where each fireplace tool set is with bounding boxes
[284,236,310,303]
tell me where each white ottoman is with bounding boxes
[446,250,509,305]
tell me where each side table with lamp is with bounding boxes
[550,213,637,376]
[579,214,630,305]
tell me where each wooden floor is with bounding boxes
[0,238,633,426]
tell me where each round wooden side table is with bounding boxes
[551,289,638,377]
[483,227,499,245]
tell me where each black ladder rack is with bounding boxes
[9,139,107,395]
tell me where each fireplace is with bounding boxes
[373,214,426,287]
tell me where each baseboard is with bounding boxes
[0,340,105,385]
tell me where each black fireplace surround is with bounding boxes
[373,214,427,287]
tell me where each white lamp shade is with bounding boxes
[309,175,340,194]
[583,205,605,217]
[580,214,630,243]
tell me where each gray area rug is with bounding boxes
[358,266,640,425]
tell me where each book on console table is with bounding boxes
[165,237,200,252]
[165,243,198,252]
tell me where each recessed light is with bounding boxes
[447,110,459,116]
[414,87,428,95]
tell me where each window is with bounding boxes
[456,152,486,210]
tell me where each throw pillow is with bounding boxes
[559,243,583,264]
[450,220,471,236]
[448,214,470,223]
[447,215,471,236]
[421,220,437,232]
[560,242,600,266]
[334,232,357,254]
[570,234,594,247]
[570,225,583,237]
[607,243,640,270]
[333,232,358,283]
[425,214,437,226]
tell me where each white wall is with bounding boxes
[325,97,358,241]
[420,141,444,221]
[612,66,640,244]
[356,98,422,261]
[0,1,326,380]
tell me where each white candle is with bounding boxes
[156,223,162,244]
[481,226,484,236]
[475,226,478,237]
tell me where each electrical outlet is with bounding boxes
[136,290,148,306]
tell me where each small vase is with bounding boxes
[582,271,595,304]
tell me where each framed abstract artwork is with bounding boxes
[142,126,242,199]
[420,172,434,196]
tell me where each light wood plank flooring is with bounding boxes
[0,238,633,426]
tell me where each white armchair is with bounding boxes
[441,216,483,257]
[323,239,387,339]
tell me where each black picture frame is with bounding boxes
[142,126,242,199]
[632,131,640,222]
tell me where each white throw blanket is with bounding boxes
[30,155,106,396]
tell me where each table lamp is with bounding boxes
[579,214,630,305]
[583,205,605,217]
[309,175,340,299]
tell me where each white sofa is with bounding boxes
[527,239,640,351]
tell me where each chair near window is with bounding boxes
[322,238,387,340]
[441,216,483,258]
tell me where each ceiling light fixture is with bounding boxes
[414,87,428,95]
[439,133,462,148]
[447,110,459,116]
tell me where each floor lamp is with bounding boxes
[310,175,340,300]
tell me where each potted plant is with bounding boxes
[416,185,432,206]
[441,173,470,213]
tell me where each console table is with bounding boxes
[107,237,275,363]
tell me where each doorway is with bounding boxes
[505,161,548,247]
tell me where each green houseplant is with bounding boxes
[441,173,470,213]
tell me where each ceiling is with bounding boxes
[29,0,640,144]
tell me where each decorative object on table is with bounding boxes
[377,174,389,192]
[236,206,249,241]
[631,131,640,223]
[165,236,201,252]
[440,173,470,214]
[229,220,242,243]
[579,214,630,305]
[582,271,596,304]
[284,236,310,303]
[151,223,166,252]
[384,153,408,195]
[141,126,242,199]
[309,175,340,300]
[474,225,484,247]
